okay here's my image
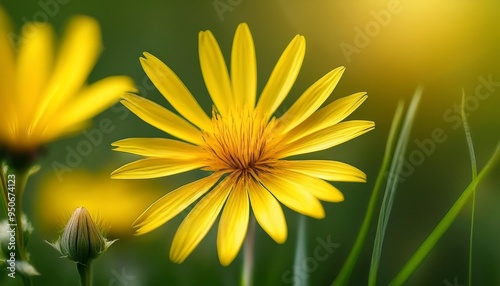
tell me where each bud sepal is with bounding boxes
[48,207,116,265]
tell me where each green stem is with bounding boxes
[0,164,8,217]
[14,168,30,261]
[389,144,500,286]
[241,216,256,286]
[1,162,35,285]
[333,101,405,286]
[77,262,93,286]
[20,272,33,286]
[293,215,308,286]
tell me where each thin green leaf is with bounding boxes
[389,144,500,285]
[461,89,478,286]
[368,86,423,286]
[332,101,405,286]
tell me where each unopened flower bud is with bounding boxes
[49,207,115,265]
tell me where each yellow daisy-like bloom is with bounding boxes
[0,8,135,153]
[112,23,374,265]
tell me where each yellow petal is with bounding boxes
[121,93,204,145]
[247,178,287,244]
[256,35,305,118]
[257,172,325,219]
[141,53,211,130]
[112,138,203,158]
[231,23,256,108]
[133,173,221,235]
[170,176,233,263]
[278,67,345,134]
[33,16,101,129]
[0,8,16,137]
[199,30,232,116]
[279,120,375,158]
[41,121,89,144]
[217,179,249,266]
[47,76,134,134]
[278,160,366,182]
[284,92,367,143]
[15,23,53,128]
[111,157,205,179]
[273,170,344,202]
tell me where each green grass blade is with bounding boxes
[461,89,478,286]
[332,101,405,286]
[368,86,423,286]
[389,144,500,286]
[293,215,308,286]
[460,89,478,183]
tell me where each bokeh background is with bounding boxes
[1,0,499,285]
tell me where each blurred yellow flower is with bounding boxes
[0,7,135,153]
[113,23,374,265]
[36,169,162,238]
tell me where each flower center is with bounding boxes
[202,107,279,175]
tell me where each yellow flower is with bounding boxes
[0,7,135,153]
[35,169,163,238]
[112,23,374,265]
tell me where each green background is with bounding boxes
[1,0,499,285]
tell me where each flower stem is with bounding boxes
[0,162,37,285]
[77,262,93,286]
[15,170,34,286]
[14,168,29,260]
[241,215,256,286]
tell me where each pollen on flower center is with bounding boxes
[202,107,278,174]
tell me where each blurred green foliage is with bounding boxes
[1,0,499,285]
